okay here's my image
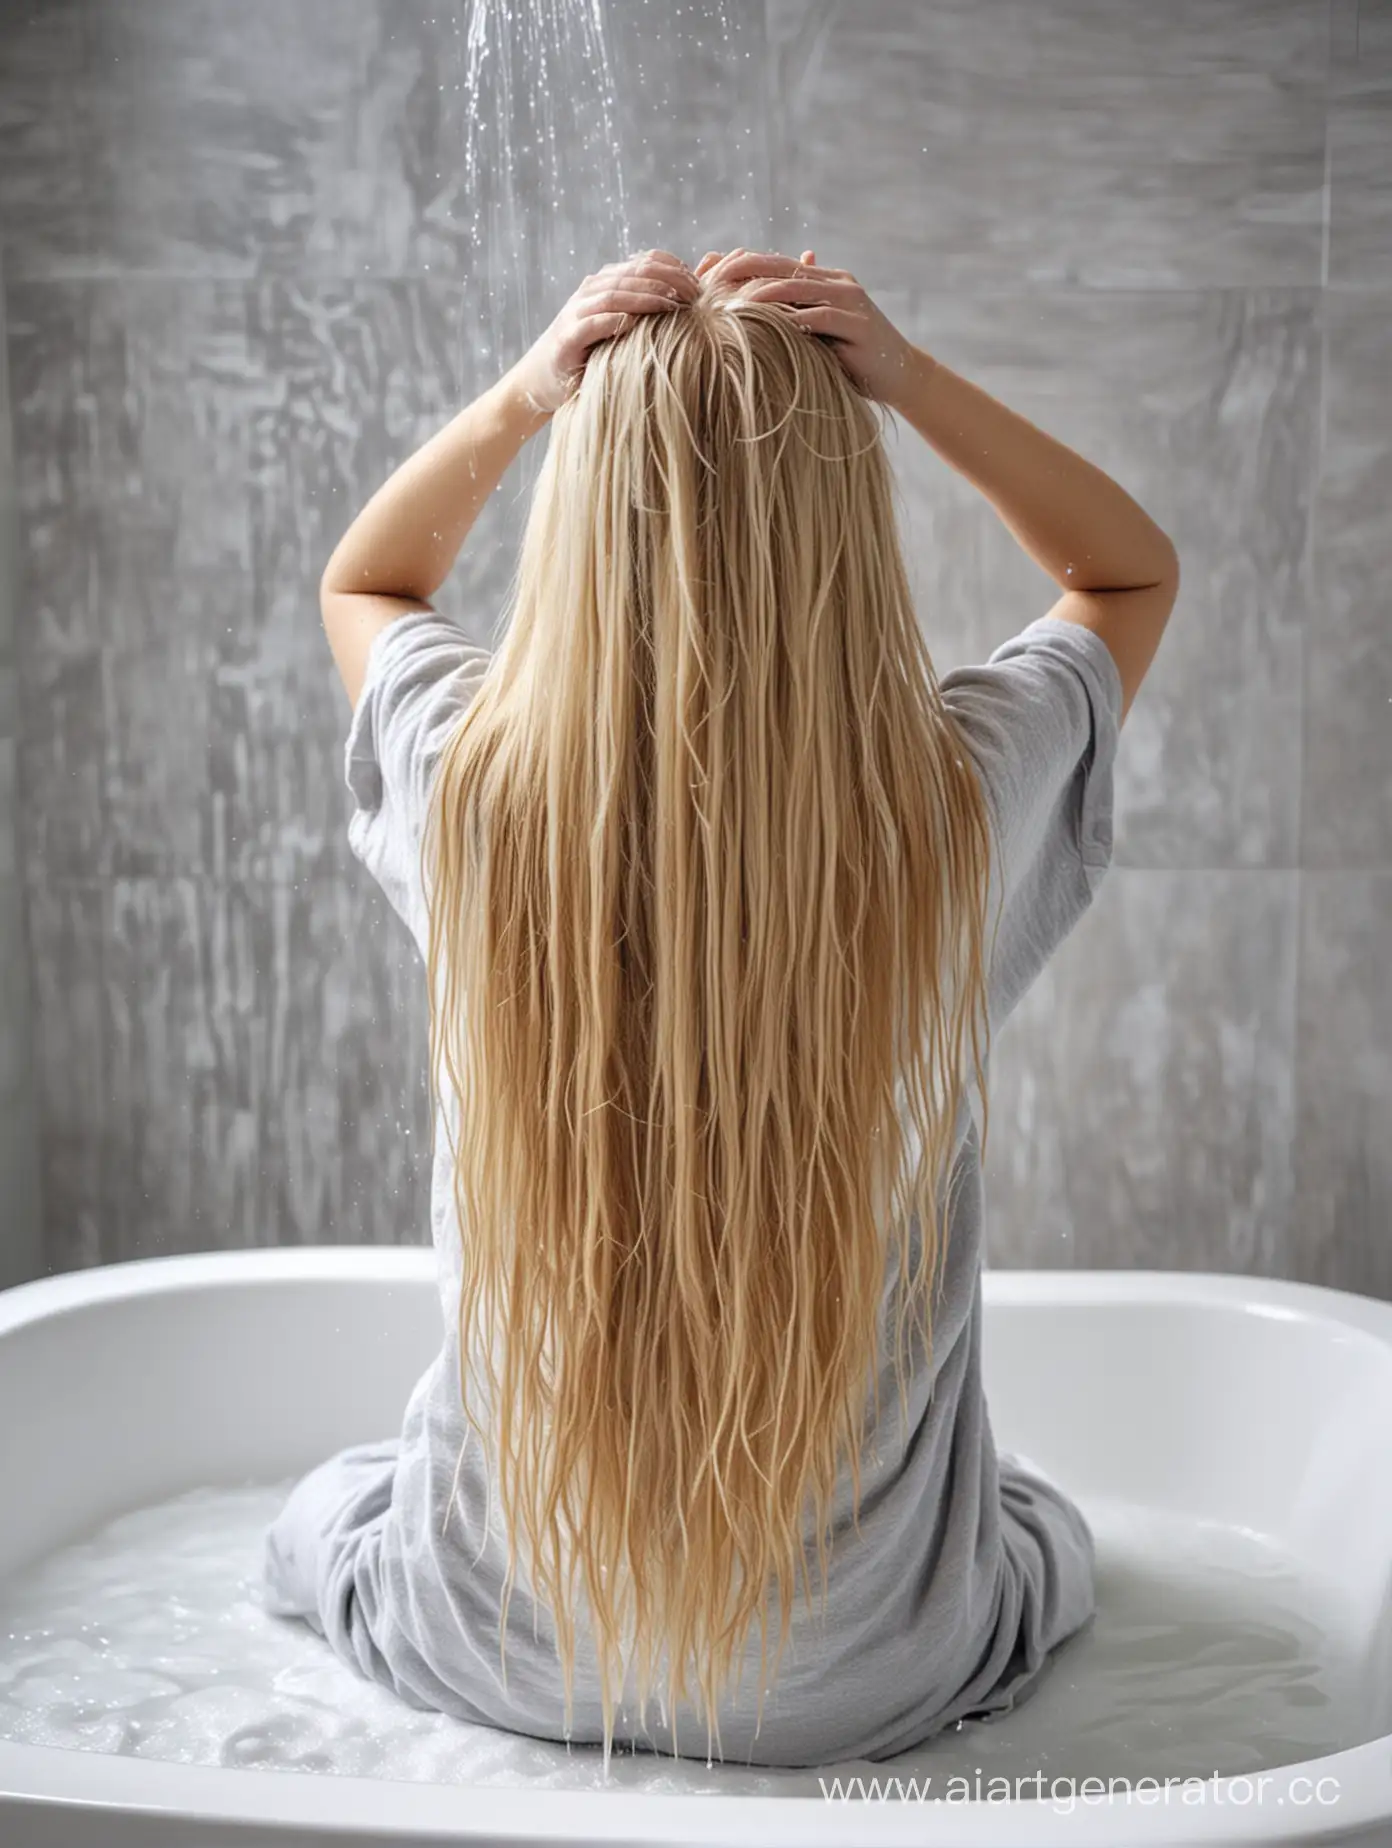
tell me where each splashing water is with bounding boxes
[450,0,632,396]
[0,1485,1380,1796]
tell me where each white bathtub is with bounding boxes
[3,1248,1392,1847]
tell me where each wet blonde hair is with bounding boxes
[423,278,993,1764]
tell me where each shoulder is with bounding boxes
[939,616,1122,866]
[345,613,494,816]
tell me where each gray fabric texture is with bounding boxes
[262,608,1123,1766]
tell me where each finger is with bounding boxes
[616,250,696,282]
[742,276,856,306]
[786,304,861,341]
[711,250,845,286]
[707,247,792,282]
[599,253,699,296]
[599,247,678,267]
[704,245,760,282]
[695,250,723,276]
[576,273,691,310]
[627,259,701,300]
[611,246,684,267]
[577,287,692,319]
[713,248,820,275]
[586,311,636,342]
[800,250,816,265]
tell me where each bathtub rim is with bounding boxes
[7,1244,1392,1345]
[1,1246,1391,1847]
[0,1731,1389,1848]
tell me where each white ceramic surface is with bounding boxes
[3,1247,1392,1848]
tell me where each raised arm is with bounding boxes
[320,249,701,707]
[706,249,1180,725]
[886,351,1179,724]
[319,374,548,708]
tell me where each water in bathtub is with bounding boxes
[0,1479,1376,1797]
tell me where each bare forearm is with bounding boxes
[889,348,1177,594]
[320,365,550,603]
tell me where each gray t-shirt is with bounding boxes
[262,609,1122,1767]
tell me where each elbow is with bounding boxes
[319,529,363,598]
[1121,531,1180,598]
[317,570,339,625]
[1157,530,1181,588]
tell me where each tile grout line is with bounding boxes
[1288,0,1341,1282]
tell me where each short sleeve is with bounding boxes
[344,613,493,952]
[939,615,1123,1029]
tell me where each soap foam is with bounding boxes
[0,1484,1378,1797]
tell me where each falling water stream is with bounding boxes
[450,0,632,393]
[439,0,762,395]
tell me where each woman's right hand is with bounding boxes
[693,248,926,409]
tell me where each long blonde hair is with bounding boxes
[423,279,993,1763]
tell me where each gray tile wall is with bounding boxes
[0,250,43,1288]
[0,0,1386,1286]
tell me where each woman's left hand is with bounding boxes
[510,250,700,417]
